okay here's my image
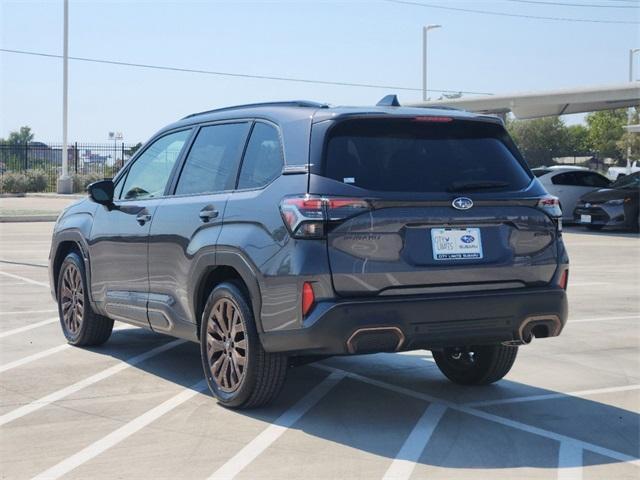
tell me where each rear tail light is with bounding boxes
[537,195,562,218]
[302,282,315,316]
[558,269,569,290]
[280,195,371,238]
[537,195,563,231]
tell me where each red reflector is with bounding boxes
[302,282,315,316]
[412,116,453,123]
[559,270,568,290]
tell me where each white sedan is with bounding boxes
[532,166,611,223]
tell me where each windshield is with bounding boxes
[611,172,640,189]
[323,118,532,193]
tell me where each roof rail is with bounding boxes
[183,101,329,119]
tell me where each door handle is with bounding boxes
[199,205,219,222]
[136,213,152,225]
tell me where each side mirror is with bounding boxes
[87,180,115,208]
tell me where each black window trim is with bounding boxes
[113,127,195,203]
[167,118,253,198]
[233,119,285,193]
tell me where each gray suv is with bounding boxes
[49,100,569,408]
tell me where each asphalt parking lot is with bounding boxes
[0,222,638,480]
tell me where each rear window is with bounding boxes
[533,169,551,177]
[323,118,532,193]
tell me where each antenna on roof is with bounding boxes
[376,94,400,107]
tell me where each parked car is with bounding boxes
[574,171,640,231]
[49,100,569,408]
[533,167,611,223]
[607,161,640,181]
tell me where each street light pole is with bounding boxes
[57,0,72,193]
[422,24,441,102]
[625,48,639,172]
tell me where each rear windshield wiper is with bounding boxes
[447,180,510,192]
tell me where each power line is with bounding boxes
[0,48,493,96]
[383,0,640,23]
[503,0,638,7]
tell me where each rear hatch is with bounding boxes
[309,115,560,296]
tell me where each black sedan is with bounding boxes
[574,171,640,231]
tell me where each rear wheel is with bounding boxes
[432,344,518,385]
[200,282,287,408]
[57,252,113,346]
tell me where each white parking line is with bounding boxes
[464,384,640,407]
[0,339,185,427]
[0,271,49,288]
[314,365,640,467]
[0,309,57,316]
[382,403,447,480]
[0,317,58,338]
[31,379,208,480]
[571,314,640,324]
[557,443,583,480]
[0,344,70,374]
[209,371,345,480]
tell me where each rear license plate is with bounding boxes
[580,214,592,224]
[431,228,483,260]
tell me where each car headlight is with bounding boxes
[604,199,625,206]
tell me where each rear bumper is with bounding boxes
[260,287,568,355]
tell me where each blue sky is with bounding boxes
[1,0,638,142]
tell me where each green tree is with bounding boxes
[5,126,34,144]
[507,116,570,168]
[566,124,591,156]
[585,109,628,162]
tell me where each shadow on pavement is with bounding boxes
[88,327,639,472]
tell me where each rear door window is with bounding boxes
[322,118,532,193]
[175,122,250,195]
[551,172,578,186]
[573,172,611,188]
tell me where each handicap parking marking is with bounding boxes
[31,379,209,480]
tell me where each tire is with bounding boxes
[200,282,287,409]
[57,251,114,346]
[432,344,518,385]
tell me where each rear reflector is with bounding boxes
[558,270,569,290]
[302,282,315,316]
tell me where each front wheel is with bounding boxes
[432,344,518,385]
[57,251,113,346]
[200,282,288,408]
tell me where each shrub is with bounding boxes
[72,172,103,193]
[24,169,49,192]
[0,172,29,193]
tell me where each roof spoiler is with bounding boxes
[376,94,400,107]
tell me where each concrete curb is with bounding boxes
[0,214,59,223]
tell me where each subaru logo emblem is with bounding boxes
[461,235,475,243]
[452,197,473,210]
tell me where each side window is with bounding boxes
[551,172,577,186]
[237,123,284,190]
[175,123,250,195]
[577,172,610,188]
[119,130,190,200]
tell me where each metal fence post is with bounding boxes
[74,142,79,173]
